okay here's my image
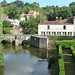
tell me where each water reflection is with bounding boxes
[1,46,50,75]
[0,66,4,75]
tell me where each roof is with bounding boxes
[28,11,36,14]
[2,14,7,16]
[39,18,74,25]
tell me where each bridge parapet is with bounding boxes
[1,34,32,45]
[2,34,32,41]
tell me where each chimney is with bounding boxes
[60,17,62,21]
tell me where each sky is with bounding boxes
[0,0,75,7]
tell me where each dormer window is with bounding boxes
[47,25,50,29]
[63,25,66,29]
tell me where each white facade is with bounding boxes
[9,19,20,25]
[20,17,25,21]
[38,17,75,36]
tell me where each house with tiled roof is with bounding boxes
[38,17,75,36]
[2,14,9,21]
[20,11,39,21]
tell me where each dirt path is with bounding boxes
[63,49,75,75]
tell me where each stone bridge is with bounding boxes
[1,34,32,45]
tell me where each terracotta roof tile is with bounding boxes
[28,11,36,13]
[39,18,73,25]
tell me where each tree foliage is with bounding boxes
[2,21,11,27]
[0,1,75,35]
[0,6,3,38]
[0,0,74,20]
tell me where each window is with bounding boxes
[63,25,66,29]
[47,32,50,35]
[47,25,50,29]
[68,32,72,36]
[41,32,45,36]
[52,32,56,35]
[57,32,61,35]
[63,32,66,36]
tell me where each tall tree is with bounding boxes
[58,6,72,19]
[8,5,20,19]
[1,0,7,7]
[13,0,24,7]
[69,2,75,16]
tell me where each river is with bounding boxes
[0,45,50,75]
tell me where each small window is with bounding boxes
[47,32,50,35]
[47,25,50,29]
[63,25,66,29]
[57,32,61,35]
[68,32,72,36]
[63,32,66,36]
[41,32,45,36]
[52,32,56,35]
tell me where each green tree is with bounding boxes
[69,2,75,16]
[8,5,20,19]
[1,0,7,7]
[58,6,72,19]
[22,6,31,14]
[20,16,39,34]
[2,21,12,34]
[2,21,11,27]
[0,6,3,38]
[69,2,75,6]
[25,2,30,7]
[13,0,24,7]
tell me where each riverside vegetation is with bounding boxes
[0,6,4,67]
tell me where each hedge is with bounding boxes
[56,40,75,48]
[58,45,65,75]
[70,46,75,60]
[48,36,75,40]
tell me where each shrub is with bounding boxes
[3,27,12,34]
[48,55,56,67]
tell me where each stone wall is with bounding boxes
[31,36,48,49]
[48,40,56,49]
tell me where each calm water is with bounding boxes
[0,45,50,75]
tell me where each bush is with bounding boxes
[3,27,12,34]
[48,55,56,67]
